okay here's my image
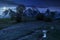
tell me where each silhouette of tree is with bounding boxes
[36,13,45,21]
[3,5,26,22]
[31,6,44,21]
[16,4,26,22]
[45,9,50,15]
[50,12,56,18]
[16,4,26,13]
[45,8,56,19]
[44,9,53,22]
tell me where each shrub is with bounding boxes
[44,16,53,22]
[36,13,45,21]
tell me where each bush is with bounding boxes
[44,16,53,22]
[36,13,45,21]
[51,30,60,40]
[36,13,53,22]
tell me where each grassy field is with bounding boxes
[0,18,60,30]
[0,18,16,29]
[0,19,60,40]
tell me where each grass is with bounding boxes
[0,18,16,30]
[0,18,60,40]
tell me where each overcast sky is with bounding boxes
[0,0,60,7]
[0,0,60,15]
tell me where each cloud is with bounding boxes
[0,0,60,7]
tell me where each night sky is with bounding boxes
[0,0,60,15]
[0,0,60,7]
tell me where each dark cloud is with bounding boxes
[0,0,60,7]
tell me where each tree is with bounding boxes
[44,9,53,22]
[50,12,56,18]
[16,4,26,13]
[16,4,26,22]
[36,13,45,21]
[45,9,50,15]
